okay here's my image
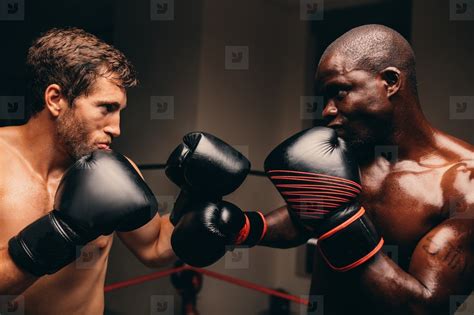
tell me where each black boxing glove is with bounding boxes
[165,132,250,225]
[264,127,384,272]
[8,150,158,276]
[171,200,267,267]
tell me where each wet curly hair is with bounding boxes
[26,27,137,117]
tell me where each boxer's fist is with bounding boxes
[171,201,266,267]
[166,132,250,225]
[9,150,158,276]
[54,150,158,237]
[264,126,361,233]
[264,127,383,271]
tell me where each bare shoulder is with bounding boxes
[428,130,474,221]
[0,135,12,175]
[0,127,24,187]
[434,129,474,161]
[123,155,144,178]
[440,162,474,225]
[0,141,14,192]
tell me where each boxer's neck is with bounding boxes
[357,100,438,166]
[391,101,437,159]
[15,111,73,180]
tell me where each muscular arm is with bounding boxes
[342,163,474,315]
[117,213,176,268]
[117,157,176,267]
[354,216,473,315]
[307,162,474,315]
[259,205,310,248]
[338,163,474,315]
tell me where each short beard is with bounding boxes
[345,122,394,164]
[56,106,93,160]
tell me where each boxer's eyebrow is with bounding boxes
[319,78,351,95]
[96,101,126,110]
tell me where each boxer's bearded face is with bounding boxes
[57,105,91,159]
[317,54,393,152]
[56,76,127,159]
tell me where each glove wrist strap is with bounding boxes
[8,211,82,276]
[235,211,267,247]
[317,207,384,272]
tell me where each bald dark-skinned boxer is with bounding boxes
[0,28,175,314]
[170,24,474,315]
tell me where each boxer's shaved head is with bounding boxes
[320,24,418,95]
[317,25,423,160]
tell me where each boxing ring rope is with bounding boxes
[119,165,300,310]
[137,164,267,177]
[104,265,189,293]
[192,267,309,305]
[104,264,309,306]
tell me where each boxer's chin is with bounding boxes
[56,108,94,159]
[70,143,96,160]
[61,136,95,160]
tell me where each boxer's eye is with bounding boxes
[100,104,117,113]
[325,85,349,100]
[336,90,348,100]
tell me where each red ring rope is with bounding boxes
[191,267,309,305]
[104,265,309,305]
[104,265,188,293]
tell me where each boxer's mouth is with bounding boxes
[97,143,111,150]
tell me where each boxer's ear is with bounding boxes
[380,67,401,98]
[44,84,67,117]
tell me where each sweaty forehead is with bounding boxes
[87,76,127,103]
[316,54,355,82]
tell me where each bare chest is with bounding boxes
[0,163,110,249]
[0,167,57,240]
[360,165,447,264]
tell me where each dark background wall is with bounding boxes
[1,0,473,314]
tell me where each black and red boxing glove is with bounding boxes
[166,132,267,267]
[171,200,267,267]
[264,127,384,272]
